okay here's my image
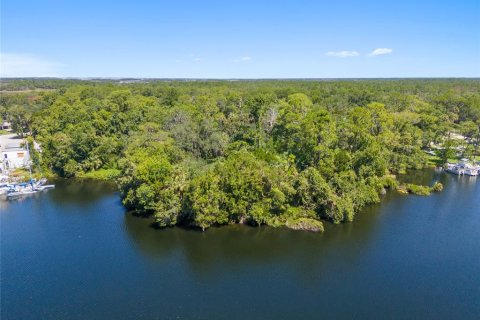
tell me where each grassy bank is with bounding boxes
[76,169,121,181]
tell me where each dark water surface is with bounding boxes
[1,170,479,319]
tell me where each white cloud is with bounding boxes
[369,48,393,56]
[0,53,63,77]
[326,51,359,58]
[193,58,202,62]
[233,56,253,62]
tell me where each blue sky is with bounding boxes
[1,0,479,78]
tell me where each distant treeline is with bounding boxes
[1,79,479,231]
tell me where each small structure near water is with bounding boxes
[0,133,54,199]
[0,134,31,173]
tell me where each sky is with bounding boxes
[1,0,479,78]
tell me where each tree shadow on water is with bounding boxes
[122,210,381,283]
[47,178,118,206]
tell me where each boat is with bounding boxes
[445,160,479,176]
[6,189,38,199]
[35,184,55,191]
[465,167,479,176]
[32,177,54,191]
[0,183,13,195]
[4,179,55,199]
[4,143,55,199]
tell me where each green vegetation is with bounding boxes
[1,79,479,231]
[76,169,122,181]
[431,182,444,192]
[404,184,433,196]
[397,182,444,196]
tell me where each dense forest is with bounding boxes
[1,79,479,231]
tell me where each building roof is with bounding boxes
[0,134,25,152]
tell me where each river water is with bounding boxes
[1,169,479,319]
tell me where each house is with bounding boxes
[0,135,30,172]
[1,121,12,131]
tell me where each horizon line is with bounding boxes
[1,77,479,81]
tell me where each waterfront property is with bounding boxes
[446,160,480,176]
[1,170,479,320]
[0,134,30,173]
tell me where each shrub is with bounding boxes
[405,184,431,196]
[285,217,324,232]
[431,182,443,192]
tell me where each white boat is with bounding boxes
[5,179,55,199]
[4,142,55,199]
[465,167,479,176]
[0,186,9,195]
[445,160,479,176]
[35,184,55,191]
[3,148,55,199]
[446,163,462,175]
[6,190,38,199]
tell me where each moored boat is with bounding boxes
[2,141,55,200]
[445,160,479,176]
[4,178,55,199]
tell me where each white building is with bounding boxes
[0,134,30,172]
[1,121,12,131]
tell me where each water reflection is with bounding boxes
[47,178,117,205]
[122,168,479,279]
[397,167,445,185]
[1,179,118,213]
[123,206,382,280]
[2,168,479,320]
[1,191,53,212]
